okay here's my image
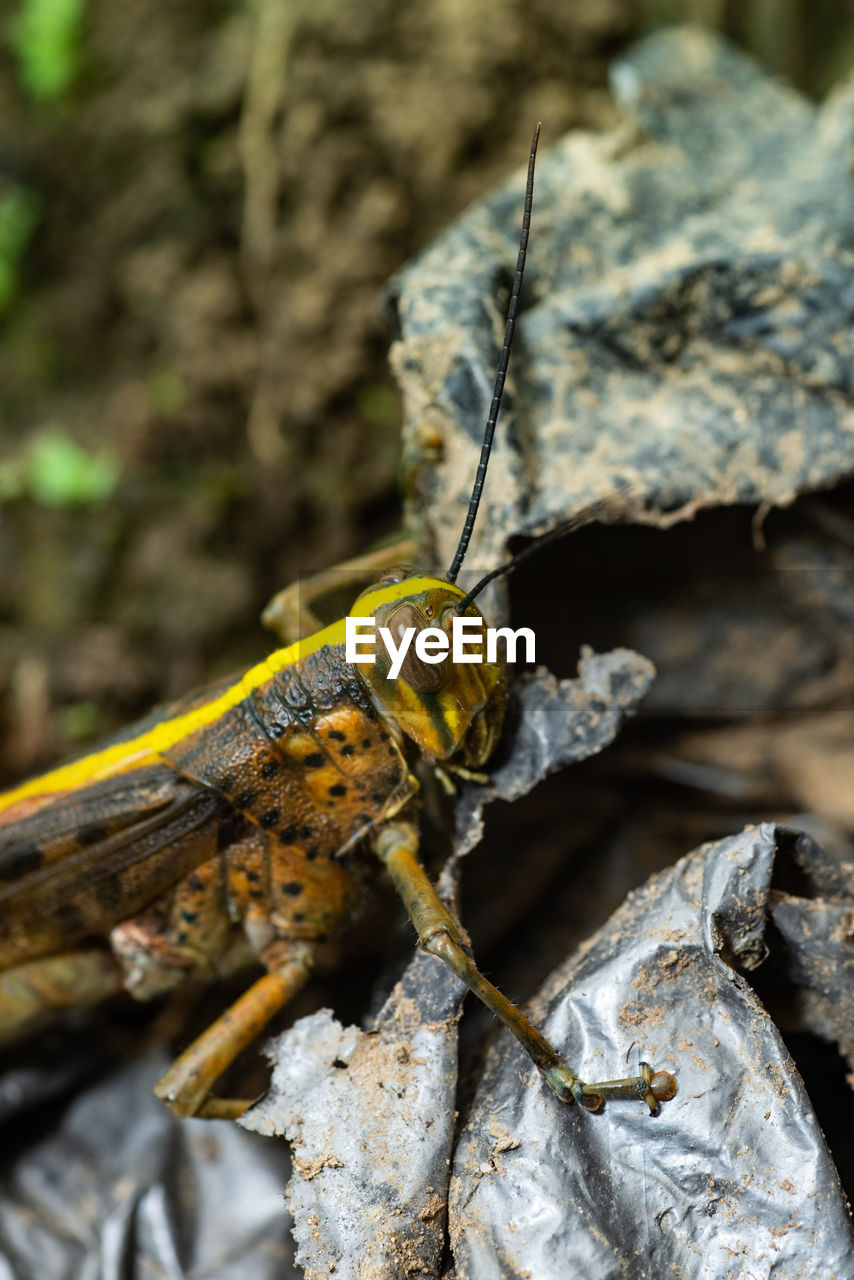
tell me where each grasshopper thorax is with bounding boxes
[349,568,506,768]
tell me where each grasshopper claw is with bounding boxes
[541,1059,676,1115]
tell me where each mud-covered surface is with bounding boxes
[393,27,854,576]
[3,10,854,1280]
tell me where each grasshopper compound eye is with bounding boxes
[383,602,448,693]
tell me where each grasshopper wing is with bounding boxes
[0,765,223,967]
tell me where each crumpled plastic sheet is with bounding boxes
[389,25,854,575]
[238,650,854,1278]
[242,814,854,1277]
[0,1051,295,1280]
[453,648,656,854]
[448,824,854,1280]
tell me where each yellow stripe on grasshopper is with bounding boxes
[0,576,448,814]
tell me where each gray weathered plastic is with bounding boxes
[391,26,854,576]
[448,825,854,1280]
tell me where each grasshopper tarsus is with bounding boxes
[195,1097,254,1121]
[543,1061,677,1114]
[578,1063,678,1114]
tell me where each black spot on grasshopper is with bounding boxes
[96,878,123,911]
[340,744,355,757]
[259,758,280,779]
[328,783,347,797]
[327,729,346,742]
[259,808,281,829]
[303,753,325,770]
[0,843,43,881]
[280,881,303,897]
[77,822,109,847]
[56,901,85,934]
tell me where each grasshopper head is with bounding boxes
[350,568,506,767]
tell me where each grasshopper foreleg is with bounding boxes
[374,822,676,1114]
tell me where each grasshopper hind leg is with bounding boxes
[0,949,125,1046]
[375,821,676,1115]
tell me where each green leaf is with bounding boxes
[7,0,86,102]
[0,186,40,313]
[26,431,119,506]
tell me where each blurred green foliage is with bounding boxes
[357,383,399,428]
[146,369,187,416]
[7,0,85,101]
[0,431,119,506]
[56,700,102,742]
[0,187,40,314]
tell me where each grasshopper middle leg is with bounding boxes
[153,941,314,1119]
[375,822,676,1113]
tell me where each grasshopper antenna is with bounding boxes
[455,488,635,614]
[445,122,541,584]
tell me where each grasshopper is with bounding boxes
[0,127,675,1121]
